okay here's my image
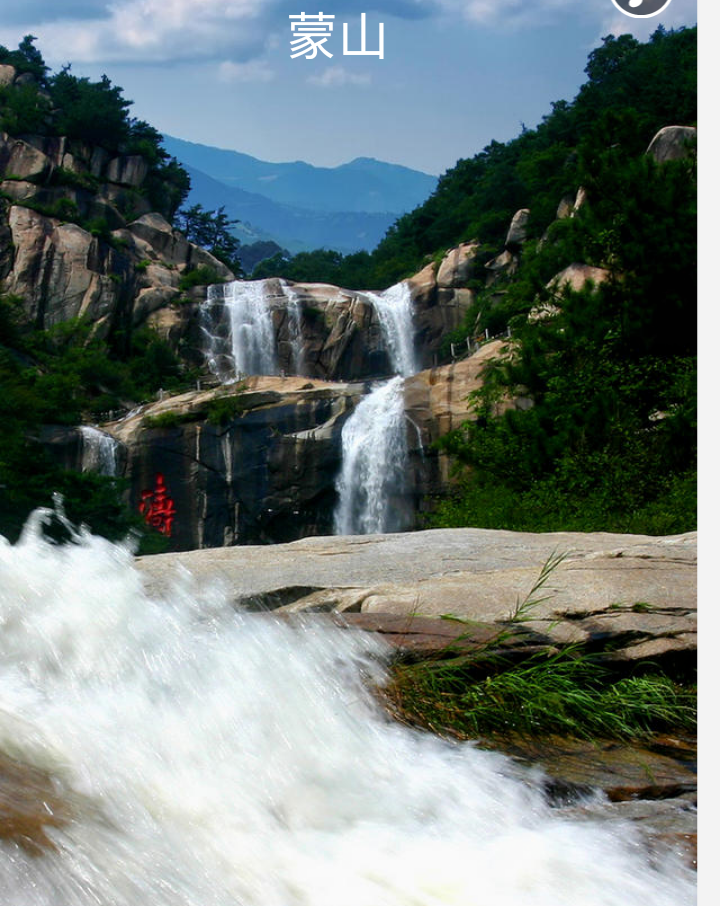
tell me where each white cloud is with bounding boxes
[0,0,696,66]
[218,60,275,82]
[1,1,269,64]
[0,0,435,65]
[307,66,371,87]
[436,0,576,27]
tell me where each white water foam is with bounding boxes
[0,515,695,905]
[201,280,278,381]
[79,426,119,477]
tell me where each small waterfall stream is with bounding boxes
[201,280,278,381]
[366,281,418,378]
[334,281,419,535]
[280,279,306,375]
[80,426,119,477]
[333,376,410,535]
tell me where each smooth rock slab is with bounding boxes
[136,528,696,664]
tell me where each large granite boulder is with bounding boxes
[0,133,54,181]
[405,261,475,368]
[3,206,124,328]
[505,208,531,249]
[437,242,478,288]
[278,281,387,380]
[529,263,611,321]
[403,340,509,499]
[548,263,610,294]
[106,155,149,188]
[0,204,231,333]
[127,213,234,277]
[647,126,697,164]
[0,64,16,87]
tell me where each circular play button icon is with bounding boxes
[611,0,675,16]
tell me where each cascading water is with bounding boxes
[365,281,418,378]
[79,426,119,477]
[334,281,418,534]
[201,280,278,381]
[0,517,696,906]
[280,279,305,375]
[334,376,410,535]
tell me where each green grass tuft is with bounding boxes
[386,648,696,742]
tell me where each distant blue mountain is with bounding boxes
[163,135,437,216]
[183,165,400,254]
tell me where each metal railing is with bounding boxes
[449,327,512,362]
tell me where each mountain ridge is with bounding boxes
[183,163,400,254]
[162,134,437,216]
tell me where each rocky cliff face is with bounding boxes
[0,130,233,338]
[99,344,507,551]
[106,376,364,549]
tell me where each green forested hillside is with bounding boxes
[254,27,696,289]
[0,37,190,220]
[427,29,697,535]
[432,141,697,534]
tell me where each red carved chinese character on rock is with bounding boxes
[139,473,176,536]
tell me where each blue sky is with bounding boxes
[0,0,698,175]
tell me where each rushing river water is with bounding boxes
[0,511,695,905]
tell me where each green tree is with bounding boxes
[175,204,243,274]
[50,67,132,150]
[0,35,49,81]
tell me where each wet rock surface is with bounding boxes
[499,735,698,870]
[489,734,697,804]
[0,752,68,855]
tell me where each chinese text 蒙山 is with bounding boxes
[290,12,384,60]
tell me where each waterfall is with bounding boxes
[0,518,696,906]
[366,281,418,377]
[80,426,119,477]
[334,376,411,535]
[280,280,305,375]
[334,281,419,535]
[201,280,278,381]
